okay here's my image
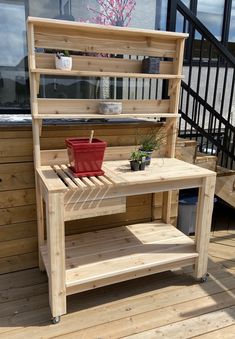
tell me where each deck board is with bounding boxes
[0,230,235,338]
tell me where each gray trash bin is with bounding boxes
[178,196,217,235]
[177,196,198,235]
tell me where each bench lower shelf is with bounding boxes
[40,221,198,296]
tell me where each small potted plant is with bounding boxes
[55,50,72,70]
[139,129,166,165]
[130,150,146,171]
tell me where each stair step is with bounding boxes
[195,152,217,172]
[217,166,235,177]
[215,166,235,208]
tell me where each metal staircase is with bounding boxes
[167,0,235,208]
[168,0,235,171]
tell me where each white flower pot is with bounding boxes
[98,101,122,115]
[55,56,72,70]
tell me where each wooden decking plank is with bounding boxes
[123,306,235,339]
[0,268,47,291]
[193,324,235,338]
[59,290,235,339]
[0,230,234,338]
[0,293,49,319]
[1,264,235,337]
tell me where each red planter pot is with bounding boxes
[66,138,107,177]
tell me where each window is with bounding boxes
[0,0,29,112]
[0,0,168,112]
[28,0,168,103]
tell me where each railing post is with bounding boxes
[166,0,177,32]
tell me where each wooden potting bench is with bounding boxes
[27,17,216,323]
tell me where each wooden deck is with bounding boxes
[0,229,234,338]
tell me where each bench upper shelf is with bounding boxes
[31,68,184,80]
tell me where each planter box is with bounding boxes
[66,138,107,177]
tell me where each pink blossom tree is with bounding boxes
[88,0,136,27]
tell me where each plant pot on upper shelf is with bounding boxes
[55,51,72,70]
[98,101,122,115]
[142,57,160,74]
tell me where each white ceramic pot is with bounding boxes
[55,56,72,70]
[98,101,122,115]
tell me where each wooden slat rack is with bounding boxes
[27,17,216,323]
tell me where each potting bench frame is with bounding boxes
[27,17,216,323]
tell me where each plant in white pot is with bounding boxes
[55,50,72,70]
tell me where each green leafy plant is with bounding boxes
[140,128,166,152]
[130,150,146,162]
[63,50,70,57]
[56,50,70,59]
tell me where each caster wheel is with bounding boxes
[200,273,209,283]
[52,316,61,324]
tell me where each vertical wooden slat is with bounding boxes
[162,39,185,223]
[27,22,45,269]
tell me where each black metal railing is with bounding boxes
[168,1,235,169]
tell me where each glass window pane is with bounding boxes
[197,0,225,40]
[0,1,29,111]
[228,1,235,54]
[29,0,167,30]
[0,0,169,111]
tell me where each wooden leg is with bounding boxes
[194,176,216,280]
[35,175,45,271]
[46,192,66,318]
